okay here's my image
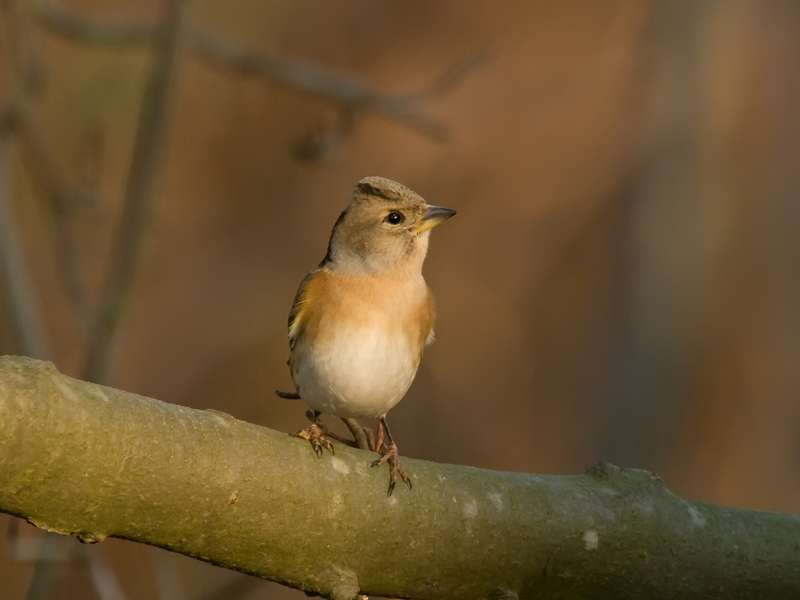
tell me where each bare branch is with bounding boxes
[187,30,449,140]
[33,0,157,47]
[32,0,482,141]
[2,356,800,600]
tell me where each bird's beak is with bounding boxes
[416,205,456,233]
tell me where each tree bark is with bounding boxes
[0,355,798,600]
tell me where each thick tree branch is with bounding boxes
[0,355,799,600]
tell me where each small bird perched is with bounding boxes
[278,176,455,495]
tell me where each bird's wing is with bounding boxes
[287,269,318,350]
[418,287,437,358]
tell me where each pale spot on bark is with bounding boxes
[583,530,599,550]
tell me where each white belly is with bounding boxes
[292,324,418,419]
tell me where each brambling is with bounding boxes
[276,176,455,495]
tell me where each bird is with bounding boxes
[276,176,455,495]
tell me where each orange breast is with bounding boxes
[297,267,434,364]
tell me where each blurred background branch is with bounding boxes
[34,0,483,142]
[0,115,50,360]
[12,97,94,336]
[81,0,187,385]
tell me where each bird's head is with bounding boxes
[323,176,456,275]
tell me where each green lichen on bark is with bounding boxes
[1,355,799,600]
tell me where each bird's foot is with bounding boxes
[292,423,334,457]
[371,442,412,496]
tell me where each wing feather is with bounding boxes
[287,269,318,350]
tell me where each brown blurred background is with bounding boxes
[3,0,800,598]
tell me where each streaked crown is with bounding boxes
[321,177,455,274]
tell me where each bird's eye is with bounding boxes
[385,211,404,225]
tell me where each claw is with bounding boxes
[292,423,334,457]
[371,442,411,496]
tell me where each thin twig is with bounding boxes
[149,547,187,600]
[8,0,46,95]
[12,102,91,214]
[187,30,449,140]
[409,50,490,103]
[20,535,73,600]
[195,574,262,600]
[0,2,95,338]
[0,119,50,361]
[5,519,72,562]
[11,104,94,335]
[82,0,187,384]
[33,0,156,47]
[82,545,129,600]
[32,0,484,141]
[0,1,51,361]
[293,106,356,162]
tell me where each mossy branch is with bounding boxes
[0,356,799,600]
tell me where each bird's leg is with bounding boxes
[371,417,412,496]
[275,389,301,400]
[365,426,377,452]
[374,420,385,452]
[317,419,359,448]
[340,417,371,450]
[291,410,334,457]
